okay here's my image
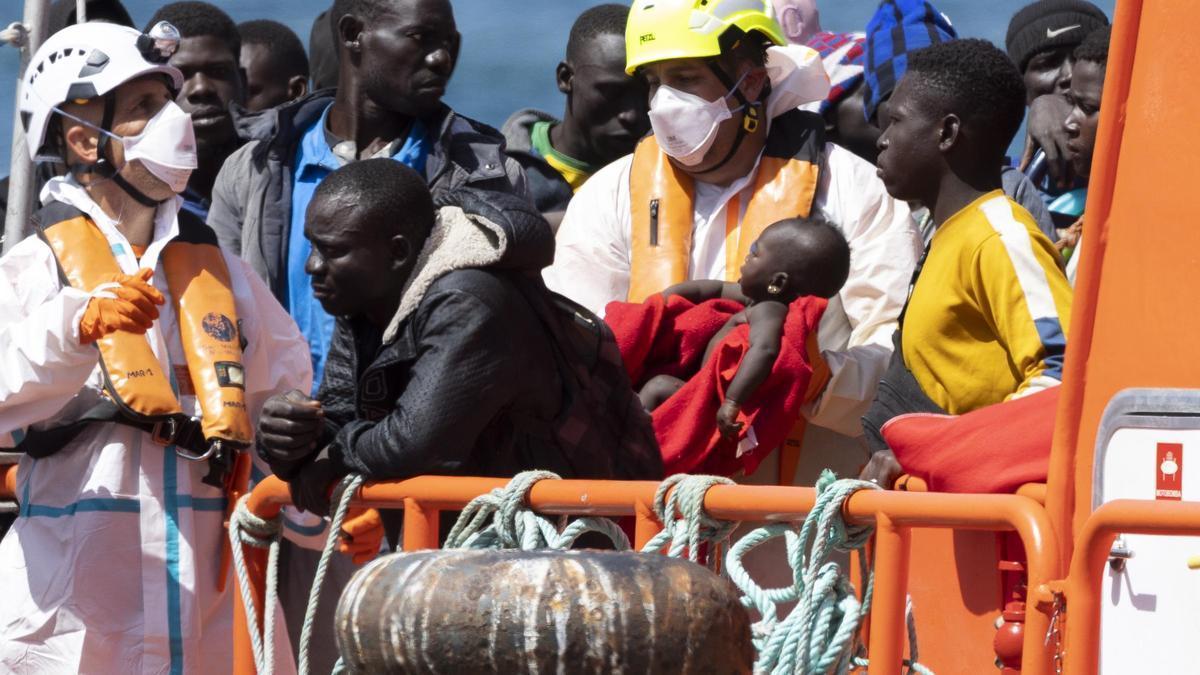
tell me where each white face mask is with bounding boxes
[648,71,748,167]
[117,101,198,193]
[56,100,198,193]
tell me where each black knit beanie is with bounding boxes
[1006,0,1109,72]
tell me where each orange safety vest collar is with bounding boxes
[33,201,252,450]
[627,108,826,303]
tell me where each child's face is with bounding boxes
[874,75,942,204]
[738,232,786,301]
[1065,59,1104,178]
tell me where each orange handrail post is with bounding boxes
[867,513,911,675]
[634,498,662,550]
[1063,500,1200,675]
[232,476,291,675]
[401,497,440,550]
[1,463,16,501]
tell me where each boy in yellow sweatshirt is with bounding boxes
[860,38,1073,487]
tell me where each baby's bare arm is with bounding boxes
[662,280,749,304]
[724,301,788,406]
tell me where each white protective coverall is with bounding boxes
[0,177,312,674]
[545,45,923,484]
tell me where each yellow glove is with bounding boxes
[337,508,385,564]
[80,268,165,344]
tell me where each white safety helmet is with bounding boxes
[19,21,184,161]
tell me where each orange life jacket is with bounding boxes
[628,110,831,484]
[32,201,252,452]
[627,109,827,303]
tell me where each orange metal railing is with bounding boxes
[1,463,16,502]
[235,474,1061,675]
[1057,500,1200,675]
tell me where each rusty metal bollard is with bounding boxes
[334,549,754,674]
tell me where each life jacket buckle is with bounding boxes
[176,434,219,462]
[150,418,179,446]
[199,441,238,489]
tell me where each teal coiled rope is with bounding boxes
[725,470,932,675]
[443,470,631,551]
[639,473,739,568]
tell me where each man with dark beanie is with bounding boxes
[1006,0,1108,200]
[1006,0,1109,102]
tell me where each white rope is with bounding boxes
[299,474,365,675]
[229,493,283,675]
[1,23,27,49]
[639,473,739,568]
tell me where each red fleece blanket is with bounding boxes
[605,294,826,476]
[883,386,1058,493]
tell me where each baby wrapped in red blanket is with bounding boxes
[605,218,849,476]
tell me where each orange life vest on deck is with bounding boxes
[31,201,252,453]
[627,108,827,302]
[628,110,831,484]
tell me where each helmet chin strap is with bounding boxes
[70,93,164,209]
[694,59,763,176]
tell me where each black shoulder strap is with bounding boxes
[31,200,88,236]
[173,207,220,246]
[763,108,827,165]
[16,400,122,458]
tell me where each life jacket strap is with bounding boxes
[16,400,237,487]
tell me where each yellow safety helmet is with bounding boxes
[625,0,787,75]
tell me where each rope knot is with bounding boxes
[640,474,739,566]
[726,470,935,674]
[444,470,630,551]
[1,23,28,49]
[814,469,878,553]
[230,493,282,548]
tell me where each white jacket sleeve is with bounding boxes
[543,156,634,317]
[0,237,99,444]
[228,255,326,548]
[805,144,922,436]
[232,255,313,422]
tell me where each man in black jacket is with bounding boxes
[258,159,659,508]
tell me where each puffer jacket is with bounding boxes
[309,189,603,481]
[207,90,530,303]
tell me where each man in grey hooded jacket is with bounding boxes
[207,0,529,395]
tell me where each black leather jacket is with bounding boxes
[312,190,587,481]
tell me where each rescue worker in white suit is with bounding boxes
[544,0,922,486]
[0,22,311,673]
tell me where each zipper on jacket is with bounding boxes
[650,199,660,246]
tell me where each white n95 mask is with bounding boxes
[648,72,747,167]
[55,99,198,193]
[118,101,198,193]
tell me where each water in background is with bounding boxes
[0,0,1115,173]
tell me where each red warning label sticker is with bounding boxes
[1156,442,1183,501]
